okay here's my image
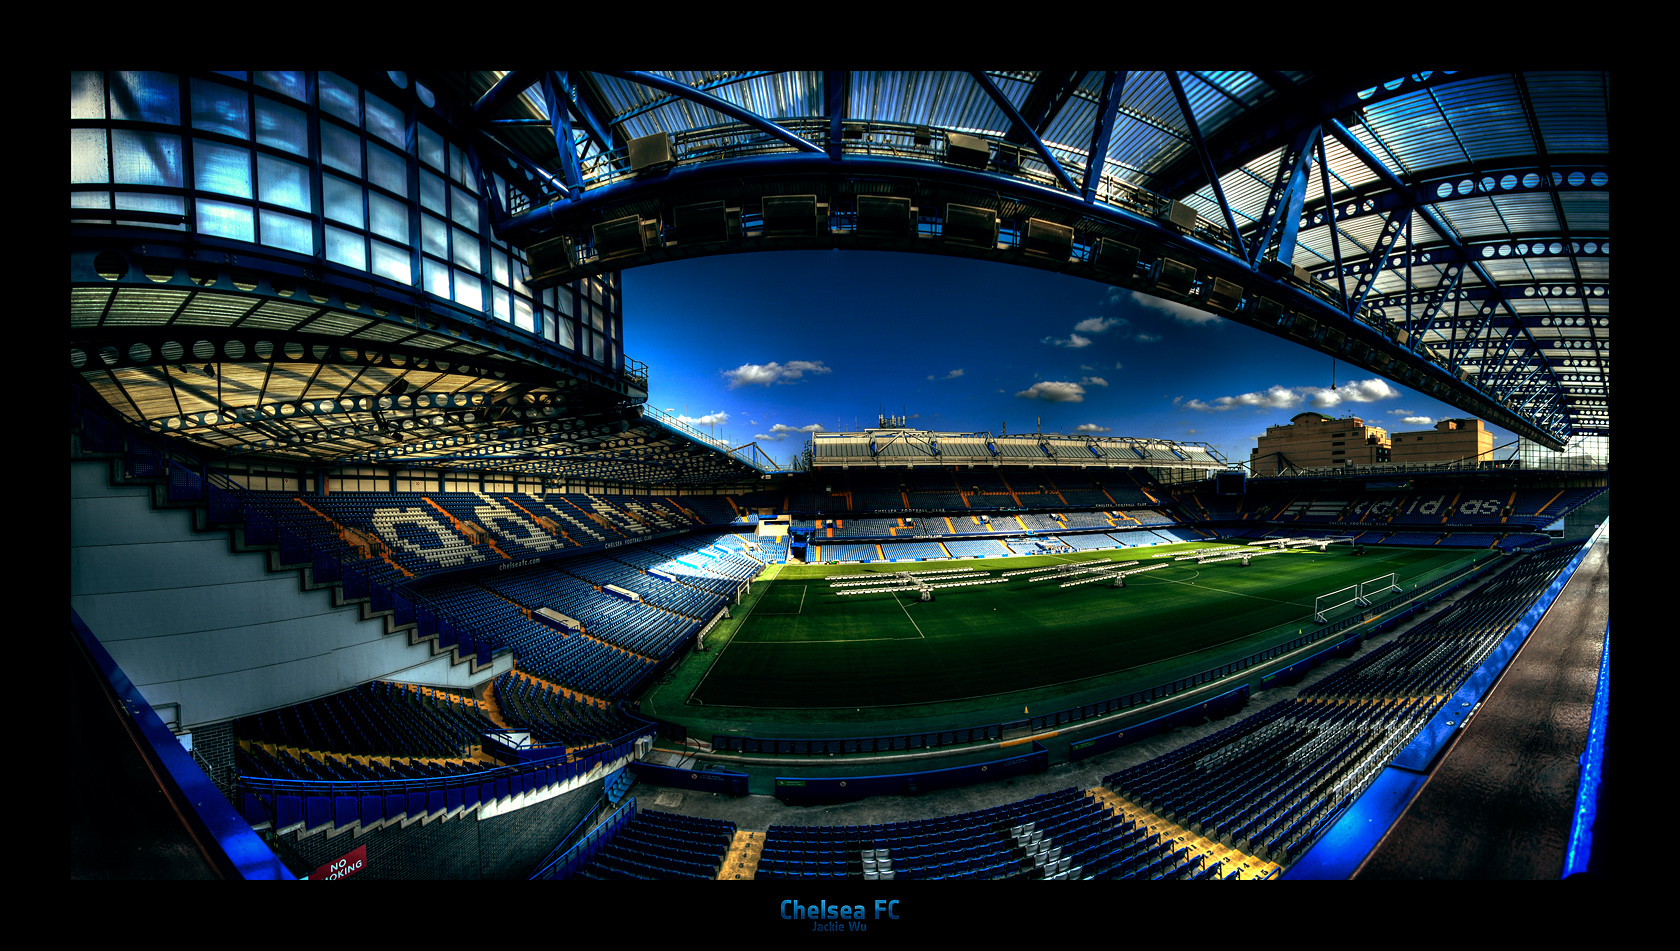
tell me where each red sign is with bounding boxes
[310,844,367,881]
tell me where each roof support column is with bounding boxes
[1166,71,1245,258]
[1248,123,1320,267]
[969,71,1079,194]
[541,74,585,193]
[825,71,848,161]
[1081,71,1127,204]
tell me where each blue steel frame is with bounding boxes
[970,71,1079,194]
[493,144,1566,448]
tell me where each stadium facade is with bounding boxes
[71,69,1609,882]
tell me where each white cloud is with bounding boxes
[674,410,730,427]
[1307,378,1401,409]
[663,407,676,412]
[755,422,825,441]
[1041,333,1092,349]
[1114,362,1124,370]
[1134,332,1162,343]
[1075,423,1111,432]
[1080,376,1108,388]
[1017,381,1087,403]
[1074,315,1128,334]
[1130,290,1221,325]
[1175,377,1402,413]
[723,359,832,388]
[1175,385,1302,412]
[927,368,965,381]
[1399,416,1434,426]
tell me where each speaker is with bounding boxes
[1155,257,1197,294]
[523,233,577,288]
[1288,314,1318,340]
[1252,296,1285,326]
[913,126,933,147]
[1092,237,1140,278]
[855,195,913,237]
[592,215,650,260]
[943,204,998,248]
[945,132,990,170]
[1023,218,1073,260]
[1158,198,1197,232]
[761,194,820,238]
[993,142,1022,172]
[627,132,673,172]
[672,201,729,245]
[1206,276,1244,311]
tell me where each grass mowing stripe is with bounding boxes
[690,544,1479,710]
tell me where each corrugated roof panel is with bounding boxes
[1525,71,1609,153]
[1431,196,1514,238]
[1524,259,1581,281]
[1479,259,1539,283]
[1482,193,1563,232]
[1576,259,1609,282]
[1558,192,1609,231]
[1357,92,1462,173]
[1429,75,1534,163]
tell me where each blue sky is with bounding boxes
[622,251,1518,470]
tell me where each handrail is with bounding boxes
[72,608,293,880]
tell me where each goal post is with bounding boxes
[1358,572,1400,603]
[1313,583,1361,623]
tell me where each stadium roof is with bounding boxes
[71,70,1609,476]
[454,69,1608,451]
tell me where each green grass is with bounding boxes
[686,543,1474,711]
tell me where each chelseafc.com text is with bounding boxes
[781,899,900,931]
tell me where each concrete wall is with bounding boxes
[70,459,469,729]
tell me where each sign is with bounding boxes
[310,844,367,881]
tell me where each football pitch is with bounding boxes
[690,543,1478,710]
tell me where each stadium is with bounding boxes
[71,69,1610,885]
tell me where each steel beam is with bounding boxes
[1316,133,1348,306]
[1247,123,1320,267]
[1081,71,1126,204]
[600,70,824,155]
[541,74,585,193]
[473,71,543,117]
[970,71,1079,194]
[556,72,620,162]
[1167,71,1245,257]
[826,70,847,161]
[1346,207,1412,315]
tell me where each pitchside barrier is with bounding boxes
[713,724,1004,757]
[772,742,1050,803]
[628,760,748,797]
